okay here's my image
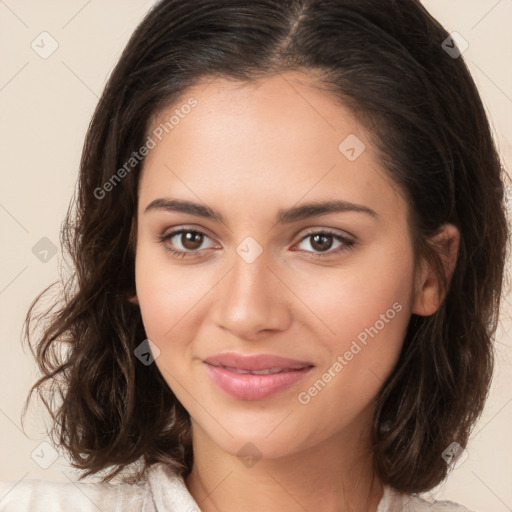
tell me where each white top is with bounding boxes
[0,462,474,511]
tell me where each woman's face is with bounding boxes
[134,71,422,460]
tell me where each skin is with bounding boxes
[132,70,459,512]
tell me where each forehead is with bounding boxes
[149,71,359,157]
[139,71,406,222]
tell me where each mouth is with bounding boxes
[203,352,314,401]
[214,366,309,375]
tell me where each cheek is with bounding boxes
[134,250,208,387]
[135,245,211,340]
[293,249,414,420]
[292,243,414,344]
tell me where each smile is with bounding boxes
[203,352,314,400]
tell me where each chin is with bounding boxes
[221,435,297,462]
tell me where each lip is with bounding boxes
[203,352,314,401]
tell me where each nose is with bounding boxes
[209,247,292,340]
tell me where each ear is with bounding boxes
[412,223,460,316]
[128,294,139,305]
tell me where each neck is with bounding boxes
[185,422,383,512]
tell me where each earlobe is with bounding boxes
[128,294,139,305]
[412,223,460,317]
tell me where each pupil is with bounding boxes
[182,232,203,250]
[312,234,332,252]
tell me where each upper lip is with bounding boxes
[204,352,314,371]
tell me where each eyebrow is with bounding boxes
[144,198,377,223]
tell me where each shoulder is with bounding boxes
[380,486,477,512]
[0,463,199,512]
[405,494,476,511]
[0,475,153,512]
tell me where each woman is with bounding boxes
[1,0,508,510]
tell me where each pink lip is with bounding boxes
[203,352,314,401]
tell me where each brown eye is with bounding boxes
[158,228,217,258]
[180,231,204,250]
[310,234,334,252]
[295,230,356,258]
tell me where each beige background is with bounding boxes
[1,1,511,509]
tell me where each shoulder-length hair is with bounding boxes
[24,0,509,493]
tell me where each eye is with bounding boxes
[294,229,356,257]
[157,228,217,258]
[157,227,356,260]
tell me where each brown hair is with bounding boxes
[23,0,509,494]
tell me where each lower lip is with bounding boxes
[204,363,313,401]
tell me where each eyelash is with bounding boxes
[157,227,356,260]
